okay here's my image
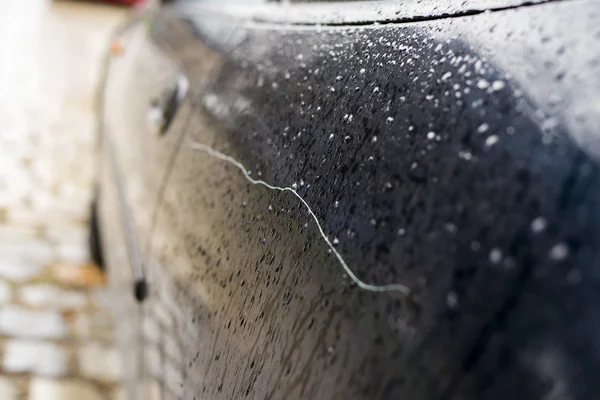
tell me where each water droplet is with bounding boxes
[530,217,547,233]
[427,131,436,140]
[370,218,377,226]
[296,53,304,60]
[549,242,569,261]
[458,150,473,160]
[372,136,378,143]
[472,99,483,108]
[445,223,457,234]
[398,228,406,236]
[491,80,505,91]
[446,291,459,309]
[477,79,490,89]
[327,346,335,354]
[489,248,503,264]
[485,135,499,147]
[387,116,394,122]
[477,123,489,133]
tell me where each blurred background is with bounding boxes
[0,0,128,398]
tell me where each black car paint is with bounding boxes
[99,1,600,399]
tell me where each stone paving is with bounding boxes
[0,0,126,399]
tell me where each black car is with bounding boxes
[93,0,600,399]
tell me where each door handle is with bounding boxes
[147,74,189,135]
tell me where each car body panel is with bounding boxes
[179,0,561,26]
[98,138,145,398]
[99,9,195,399]
[103,0,144,6]
[100,1,600,399]
[103,14,191,249]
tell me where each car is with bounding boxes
[92,0,600,399]
[100,0,144,5]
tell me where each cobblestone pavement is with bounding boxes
[0,1,126,399]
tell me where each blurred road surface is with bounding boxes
[0,1,127,399]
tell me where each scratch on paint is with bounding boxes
[189,139,411,295]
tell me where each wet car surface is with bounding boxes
[97,1,600,399]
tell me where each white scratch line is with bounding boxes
[190,140,411,295]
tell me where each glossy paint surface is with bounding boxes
[100,1,600,399]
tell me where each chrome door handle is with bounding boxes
[147,74,189,135]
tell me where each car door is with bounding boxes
[97,6,202,399]
[142,1,600,400]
